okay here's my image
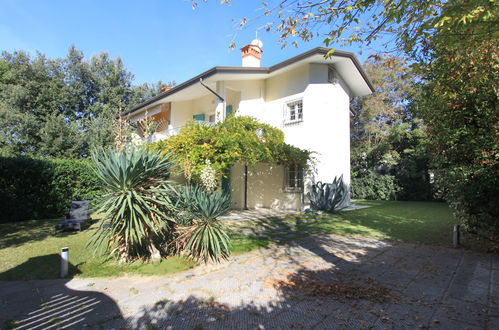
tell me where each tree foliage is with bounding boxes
[351,55,432,201]
[214,0,497,57]
[417,21,498,237]
[150,116,311,183]
[0,47,171,158]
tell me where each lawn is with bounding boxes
[229,200,457,253]
[0,201,457,280]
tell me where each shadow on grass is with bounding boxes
[0,254,81,281]
[0,256,123,329]
[229,201,456,249]
[0,218,86,250]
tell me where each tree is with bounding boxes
[0,47,171,158]
[417,24,498,237]
[130,80,176,106]
[351,55,414,152]
[349,55,433,200]
[215,0,496,58]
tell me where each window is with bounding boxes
[193,113,205,121]
[285,165,303,192]
[284,99,303,125]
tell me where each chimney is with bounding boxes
[160,86,172,93]
[241,39,263,67]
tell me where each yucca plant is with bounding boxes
[175,185,232,263]
[307,175,347,213]
[88,147,176,261]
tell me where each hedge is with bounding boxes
[351,172,400,200]
[0,157,102,223]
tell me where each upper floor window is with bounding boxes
[284,99,303,125]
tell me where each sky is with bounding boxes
[0,0,380,86]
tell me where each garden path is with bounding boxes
[1,234,497,329]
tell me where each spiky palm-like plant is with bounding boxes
[88,147,176,261]
[175,185,232,263]
[307,175,347,213]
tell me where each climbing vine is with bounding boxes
[150,116,311,183]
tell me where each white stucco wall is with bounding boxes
[225,80,266,119]
[169,94,216,129]
[228,63,352,207]
[230,163,302,210]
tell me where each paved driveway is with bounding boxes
[1,234,497,329]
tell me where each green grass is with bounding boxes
[0,219,196,280]
[0,201,456,280]
[229,200,457,253]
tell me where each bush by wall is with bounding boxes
[0,157,102,223]
[351,172,400,200]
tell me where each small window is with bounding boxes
[208,114,216,123]
[193,113,205,121]
[285,165,303,192]
[284,99,303,125]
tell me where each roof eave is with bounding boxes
[125,47,373,116]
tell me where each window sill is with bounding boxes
[283,120,303,127]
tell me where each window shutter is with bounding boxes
[193,114,205,121]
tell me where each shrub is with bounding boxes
[441,167,499,240]
[174,185,232,263]
[351,172,400,200]
[307,176,347,212]
[0,157,101,223]
[88,147,176,261]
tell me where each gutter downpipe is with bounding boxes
[199,78,224,103]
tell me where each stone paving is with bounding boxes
[219,204,371,222]
[1,234,497,329]
[220,209,300,222]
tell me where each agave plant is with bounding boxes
[174,185,232,263]
[88,147,176,261]
[307,175,347,213]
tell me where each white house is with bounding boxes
[126,40,373,211]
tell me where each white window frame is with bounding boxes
[284,165,304,192]
[283,99,303,125]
